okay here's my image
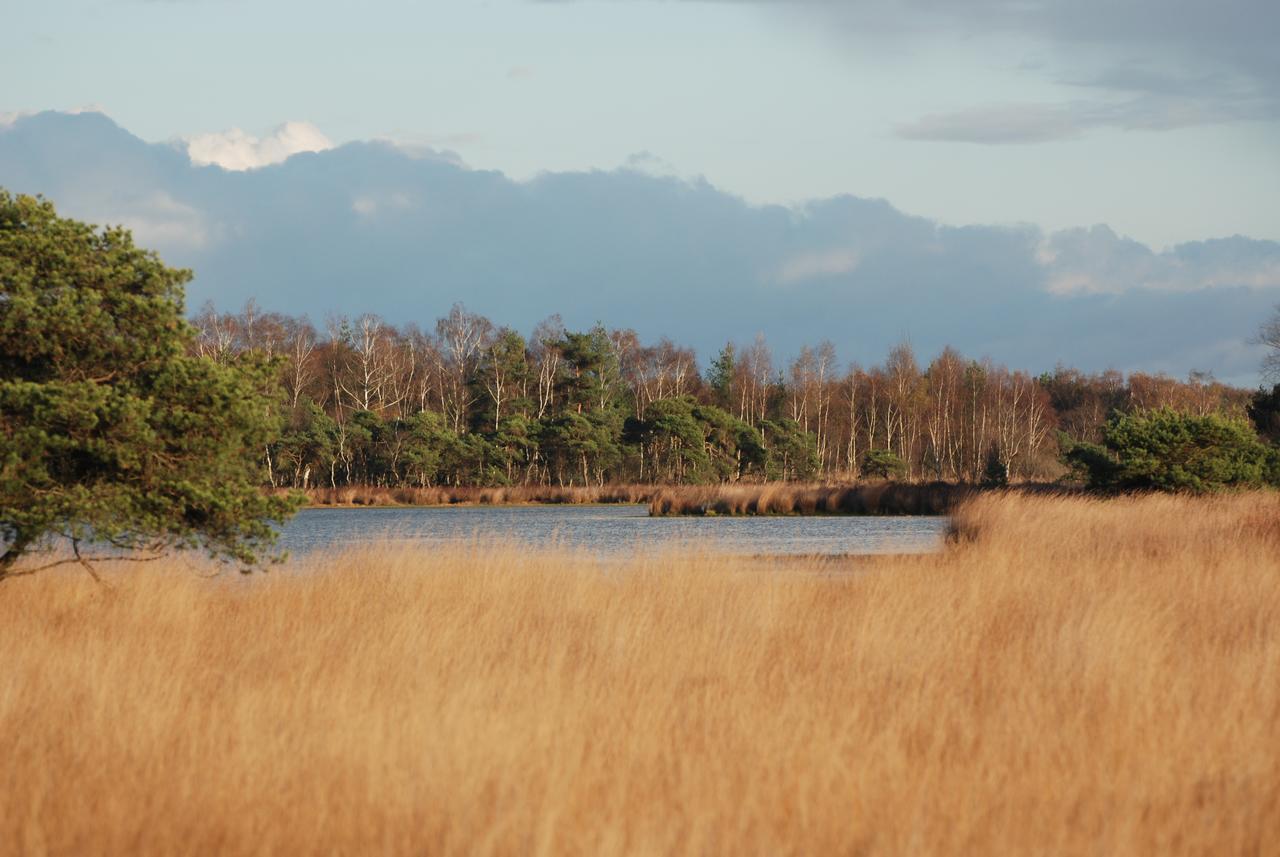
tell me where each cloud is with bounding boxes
[506,66,536,80]
[896,103,1088,144]
[351,191,414,218]
[895,87,1274,144]
[116,191,214,250]
[1041,226,1280,295]
[4,110,1279,384]
[620,0,1280,142]
[774,249,860,284]
[623,150,680,178]
[69,190,216,252]
[183,121,333,170]
[377,132,480,164]
[2,105,107,129]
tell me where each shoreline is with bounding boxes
[286,481,1073,516]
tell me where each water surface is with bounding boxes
[280,505,948,557]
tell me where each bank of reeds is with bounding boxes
[647,480,985,516]
[301,483,658,507]
[301,481,1061,514]
[2,492,1278,855]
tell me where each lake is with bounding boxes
[279,505,949,557]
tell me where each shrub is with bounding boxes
[861,448,907,480]
[1070,408,1276,493]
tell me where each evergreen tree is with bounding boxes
[707,342,736,410]
[1247,385,1280,445]
[0,191,300,577]
[1071,408,1277,493]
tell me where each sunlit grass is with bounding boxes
[2,492,1277,855]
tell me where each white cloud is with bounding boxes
[184,121,333,171]
[774,248,860,284]
[87,191,215,251]
[1039,226,1280,295]
[125,192,212,250]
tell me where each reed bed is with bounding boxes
[302,483,659,507]
[303,480,1017,513]
[645,483,1013,516]
[1,492,1278,855]
[648,481,989,516]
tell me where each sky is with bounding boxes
[3,0,1280,386]
[5,0,1279,250]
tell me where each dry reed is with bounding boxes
[647,481,992,516]
[1,492,1277,855]
[301,483,658,507]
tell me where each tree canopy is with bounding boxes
[1065,408,1279,494]
[0,191,299,579]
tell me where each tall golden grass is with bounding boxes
[2,492,1278,855]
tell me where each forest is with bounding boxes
[190,300,1259,489]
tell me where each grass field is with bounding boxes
[1,492,1277,855]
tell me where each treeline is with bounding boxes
[190,301,1255,489]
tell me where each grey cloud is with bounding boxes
[3,110,1278,385]
[896,103,1089,144]
[590,0,1280,141]
[895,86,1275,144]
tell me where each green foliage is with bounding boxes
[693,402,766,481]
[539,410,622,485]
[555,324,621,415]
[707,342,735,410]
[1248,384,1280,445]
[628,397,768,483]
[860,448,907,480]
[402,410,453,486]
[981,448,1009,488]
[641,397,712,482]
[0,191,300,573]
[272,401,338,488]
[1071,407,1276,493]
[763,419,820,481]
[1061,436,1119,488]
[1266,447,1280,487]
[471,328,531,433]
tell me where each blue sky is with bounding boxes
[6,0,1279,249]
[4,0,1280,385]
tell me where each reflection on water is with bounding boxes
[279,505,948,557]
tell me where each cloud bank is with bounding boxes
[1,110,1276,384]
